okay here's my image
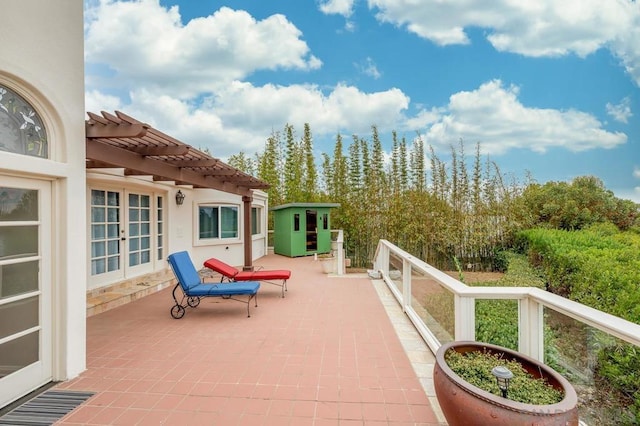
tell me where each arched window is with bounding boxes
[0,84,48,158]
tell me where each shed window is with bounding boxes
[294,213,300,231]
[199,205,238,239]
[0,84,48,158]
[323,213,329,230]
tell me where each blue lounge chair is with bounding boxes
[167,251,260,318]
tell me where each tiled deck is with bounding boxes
[56,254,445,425]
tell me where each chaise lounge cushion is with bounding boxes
[235,269,291,281]
[187,282,260,296]
[203,257,240,279]
[203,258,291,281]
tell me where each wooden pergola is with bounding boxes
[85,110,269,267]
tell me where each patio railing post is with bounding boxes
[519,297,544,361]
[402,258,411,313]
[455,295,475,341]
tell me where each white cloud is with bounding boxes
[606,97,633,123]
[319,0,356,17]
[95,82,409,158]
[84,0,321,97]
[422,80,627,155]
[367,0,640,85]
[634,166,640,179]
[85,90,123,116]
[357,57,382,79]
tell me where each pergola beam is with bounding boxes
[86,122,148,138]
[129,146,190,156]
[86,139,253,197]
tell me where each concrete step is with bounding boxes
[86,270,176,317]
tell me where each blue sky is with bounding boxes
[84,0,640,202]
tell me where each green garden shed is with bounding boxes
[271,203,340,257]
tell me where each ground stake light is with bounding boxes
[491,365,514,398]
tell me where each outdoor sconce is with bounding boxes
[491,365,513,398]
[175,190,185,206]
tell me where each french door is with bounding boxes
[90,189,163,285]
[0,176,52,407]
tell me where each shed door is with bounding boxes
[305,210,317,252]
[0,177,52,408]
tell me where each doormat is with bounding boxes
[0,390,95,425]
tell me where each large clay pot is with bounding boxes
[434,341,579,426]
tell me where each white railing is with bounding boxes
[330,229,345,276]
[373,239,640,361]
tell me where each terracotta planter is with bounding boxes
[434,341,579,426]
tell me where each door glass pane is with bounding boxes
[107,240,119,255]
[0,226,38,258]
[107,224,118,238]
[91,190,105,205]
[157,195,164,261]
[107,256,119,272]
[107,192,119,206]
[91,207,105,222]
[0,182,41,388]
[91,224,105,239]
[107,207,119,222]
[91,189,120,276]
[0,331,39,377]
[92,259,105,275]
[0,189,38,221]
[0,260,38,300]
[129,209,139,222]
[128,193,151,268]
[0,296,38,340]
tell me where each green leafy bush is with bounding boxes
[445,349,564,404]
[517,227,640,421]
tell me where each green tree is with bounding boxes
[301,123,317,201]
[283,124,303,202]
[227,151,255,176]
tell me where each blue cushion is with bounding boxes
[187,282,260,296]
[168,251,202,289]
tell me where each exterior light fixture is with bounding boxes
[175,189,185,206]
[491,365,513,398]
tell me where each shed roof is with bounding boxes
[85,110,268,197]
[270,203,341,211]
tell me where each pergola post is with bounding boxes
[243,195,253,270]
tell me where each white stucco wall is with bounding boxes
[0,0,86,384]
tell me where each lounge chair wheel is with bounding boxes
[170,304,185,319]
[187,296,200,308]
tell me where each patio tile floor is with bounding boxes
[56,254,446,425]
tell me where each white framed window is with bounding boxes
[251,207,262,235]
[198,204,239,240]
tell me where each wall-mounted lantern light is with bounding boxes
[175,189,185,206]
